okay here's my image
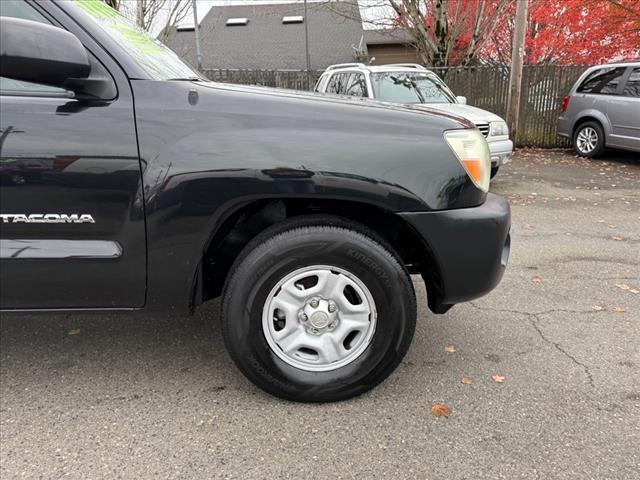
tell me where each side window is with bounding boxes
[0,0,68,96]
[325,73,349,95]
[577,67,626,94]
[335,74,347,94]
[314,76,326,92]
[325,74,339,94]
[1,0,50,24]
[622,68,640,97]
[345,73,368,97]
[0,77,70,96]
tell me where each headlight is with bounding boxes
[489,121,508,137]
[444,129,491,192]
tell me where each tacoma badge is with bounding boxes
[0,214,96,224]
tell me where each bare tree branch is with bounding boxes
[113,0,191,38]
[323,0,507,68]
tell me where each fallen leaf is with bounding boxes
[615,283,631,290]
[631,289,640,294]
[612,307,626,313]
[523,223,533,229]
[532,276,543,284]
[431,403,452,417]
[444,345,456,353]
[461,377,473,385]
[491,374,506,383]
[68,329,81,335]
[591,305,604,311]
[611,235,623,241]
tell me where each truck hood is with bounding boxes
[131,78,486,216]
[199,81,474,127]
[411,103,504,124]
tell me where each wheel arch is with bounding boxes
[572,111,610,138]
[190,198,444,314]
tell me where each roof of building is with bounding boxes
[165,1,364,70]
[364,28,414,46]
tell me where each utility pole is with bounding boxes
[304,0,311,90]
[136,0,144,29]
[192,0,203,71]
[506,0,528,145]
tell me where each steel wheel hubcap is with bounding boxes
[262,265,377,372]
[577,127,598,153]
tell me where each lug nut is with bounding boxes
[311,327,320,335]
[328,301,336,313]
[310,298,319,308]
[328,321,337,329]
[299,312,308,322]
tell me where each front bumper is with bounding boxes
[399,193,511,313]
[488,138,513,167]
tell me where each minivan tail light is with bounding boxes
[561,95,570,112]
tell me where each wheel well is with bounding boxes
[573,116,602,136]
[193,199,443,310]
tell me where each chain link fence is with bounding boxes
[202,65,590,148]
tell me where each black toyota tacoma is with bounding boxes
[0,0,510,402]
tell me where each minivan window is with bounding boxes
[622,68,640,97]
[577,67,626,94]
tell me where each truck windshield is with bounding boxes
[369,72,456,104]
[74,0,201,81]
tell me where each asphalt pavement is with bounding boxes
[1,149,639,479]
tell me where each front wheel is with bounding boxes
[221,217,416,402]
[573,121,605,157]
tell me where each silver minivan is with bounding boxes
[558,62,640,157]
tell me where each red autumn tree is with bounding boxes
[387,0,509,67]
[382,0,639,67]
[482,0,640,66]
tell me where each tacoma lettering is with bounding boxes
[0,214,95,224]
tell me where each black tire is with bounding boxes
[221,216,416,402]
[490,166,499,179]
[573,121,605,157]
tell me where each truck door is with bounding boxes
[0,1,146,309]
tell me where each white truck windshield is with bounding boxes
[370,72,456,104]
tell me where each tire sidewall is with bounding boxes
[573,121,604,157]
[222,226,415,402]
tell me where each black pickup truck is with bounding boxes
[0,0,510,402]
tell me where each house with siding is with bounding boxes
[165,1,419,71]
[166,1,365,70]
[364,28,420,65]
